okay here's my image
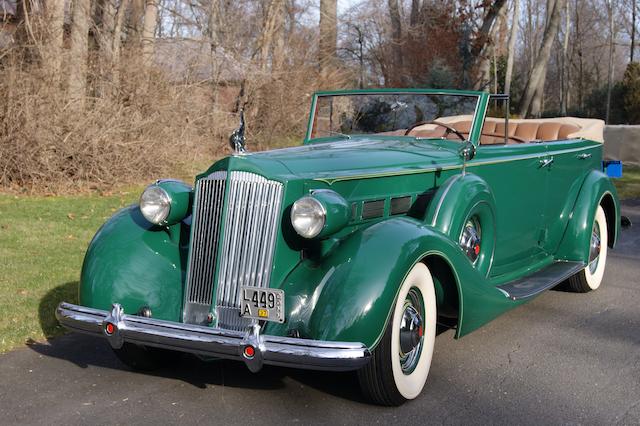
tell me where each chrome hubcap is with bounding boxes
[399,288,424,374]
[460,218,481,263]
[588,222,601,274]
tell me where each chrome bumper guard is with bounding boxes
[55,302,371,372]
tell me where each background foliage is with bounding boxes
[0,0,638,192]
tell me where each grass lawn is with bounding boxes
[614,166,640,200]
[0,166,638,354]
[0,188,141,352]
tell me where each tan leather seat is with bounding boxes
[536,123,562,141]
[514,122,540,141]
[558,124,580,139]
[406,119,585,144]
[412,128,447,138]
[435,115,601,143]
[494,122,517,137]
[454,121,472,133]
[482,121,497,134]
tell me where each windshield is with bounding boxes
[309,93,479,140]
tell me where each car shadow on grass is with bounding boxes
[36,280,79,341]
[31,281,366,402]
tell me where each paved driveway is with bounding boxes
[1,201,639,425]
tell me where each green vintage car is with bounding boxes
[57,89,620,406]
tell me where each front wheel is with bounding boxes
[357,262,437,406]
[566,205,608,292]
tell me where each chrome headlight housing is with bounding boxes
[291,190,350,239]
[291,196,326,239]
[139,179,192,226]
[140,185,172,225]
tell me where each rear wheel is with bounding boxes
[566,205,608,293]
[358,262,437,406]
[112,343,180,371]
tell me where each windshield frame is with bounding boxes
[304,89,489,145]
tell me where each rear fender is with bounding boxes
[555,170,620,262]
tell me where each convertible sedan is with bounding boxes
[57,89,620,405]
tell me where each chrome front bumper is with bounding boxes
[55,302,371,372]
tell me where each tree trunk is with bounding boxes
[207,0,220,50]
[112,0,129,91]
[259,0,285,71]
[504,0,519,95]
[129,0,144,40]
[141,0,158,65]
[518,0,565,117]
[95,0,116,97]
[68,0,91,109]
[43,0,66,81]
[528,0,557,117]
[605,0,614,124]
[574,0,583,110]
[470,0,508,90]
[272,3,286,71]
[387,0,403,85]
[319,0,337,76]
[560,0,569,115]
[632,0,636,62]
[410,0,421,27]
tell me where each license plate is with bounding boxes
[240,287,285,323]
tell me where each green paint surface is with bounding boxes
[64,91,623,350]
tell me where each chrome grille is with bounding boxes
[182,170,284,329]
[215,171,283,330]
[182,171,227,324]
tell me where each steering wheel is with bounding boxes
[404,120,466,141]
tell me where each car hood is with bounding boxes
[237,137,462,182]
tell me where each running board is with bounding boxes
[496,261,585,301]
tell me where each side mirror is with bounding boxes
[459,141,476,162]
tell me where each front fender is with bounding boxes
[555,170,620,262]
[79,205,188,321]
[266,216,519,349]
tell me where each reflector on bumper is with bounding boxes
[55,302,371,372]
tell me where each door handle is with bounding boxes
[539,157,554,168]
[577,153,592,159]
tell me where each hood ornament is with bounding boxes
[229,110,246,155]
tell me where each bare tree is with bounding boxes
[43,0,66,81]
[632,0,637,62]
[410,0,420,27]
[111,0,130,89]
[387,0,403,85]
[469,0,508,90]
[518,0,566,117]
[319,0,337,75]
[68,0,91,109]
[560,0,570,115]
[259,0,286,71]
[505,0,520,95]
[129,0,144,38]
[141,0,158,64]
[605,0,614,123]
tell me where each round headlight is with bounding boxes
[291,196,326,238]
[140,185,171,225]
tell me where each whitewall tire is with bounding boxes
[567,205,608,292]
[358,262,437,405]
